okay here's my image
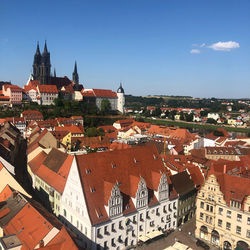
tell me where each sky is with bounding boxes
[0,0,250,98]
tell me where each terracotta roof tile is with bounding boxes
[4,203,53,250]
[0,185,13,202]
[38,85,58,94]
[76,145,176,225]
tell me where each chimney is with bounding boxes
[223,165,227,174]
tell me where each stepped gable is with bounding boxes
[208,169,250,210]
[75,145,177,225]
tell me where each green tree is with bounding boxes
[207,118,217,124]
[101,99,111,115]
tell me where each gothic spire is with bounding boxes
[35,41,41,55]
[54,68,56,77]
[74,61,78,74]
[72,61,79,86]
[43,40,48,54]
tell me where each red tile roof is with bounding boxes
[22,110,43,120]
[82,89,117,98]
[3,84,23,92]
[97,125,117,133]
[38,85,58,94]
[75,145,177,225]
[30,151,73,194]
[38,227,78,250]
[0,185,13,202]
[55,125,84,134]
[208,170,250,210]
[4,203,53,250]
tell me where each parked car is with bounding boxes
[196,239,210,250]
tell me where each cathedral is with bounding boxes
[32,41,82,90]
[28,41,125,112]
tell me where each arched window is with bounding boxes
[63,209,67,217]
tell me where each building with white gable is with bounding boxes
[81,84,125,113]
[60,145,178,249]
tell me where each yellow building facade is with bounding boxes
[195,173,250,250]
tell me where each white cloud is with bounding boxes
[200,43,206,47]
[190,49,200,54]
[208,41,240,51]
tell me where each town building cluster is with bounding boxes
[0,41,125,113]
[0,42,249,250]
[0,108,249,249]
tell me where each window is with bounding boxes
[218,207,223,215]
[206,216,209,223]
[200,201,204,209]
[227,210,231,218]
[206,204,209,211]
[200,213,204,220]
[210,206,213,212]
[218,219,222,227]
[226,222,231,230]
[112,223,115,232]
[139,225,143,231]
[248,217,250,225]
[237,214,242,222]
[247,230,250,238]
[236,226,241,234]
[104,241,108,248]
[140,213,143,221]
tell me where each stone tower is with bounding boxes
[33,42,41,80]
[39,41,51,84]
[117,83,125,113]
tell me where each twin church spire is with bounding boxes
[33,41,79,86]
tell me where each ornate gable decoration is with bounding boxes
[158,173,169,201]
[108,183,123,218]
[136,177,148,209]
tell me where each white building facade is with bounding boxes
[60,146,178,249]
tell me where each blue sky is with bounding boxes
[0,0,249,98]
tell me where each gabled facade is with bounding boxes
[60,146,178,249]
[37,85,58,105]
[195,170,250,250]
[2,85,22,105]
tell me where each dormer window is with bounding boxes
[134,158,138,164]
[86,169,91,174]
[111,163,116,169]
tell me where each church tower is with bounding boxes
[72,61,79,86]
[39,41,51,84]
[33,42,41,80]
[117,83,125,113]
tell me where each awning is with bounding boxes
[146,230,164,239]
[163,242,192,250]
[138,235,150,242]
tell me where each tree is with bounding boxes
[213,130,224,137]
[185,113,194,122]
[101,99,111,115]
[207,118,217,124]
